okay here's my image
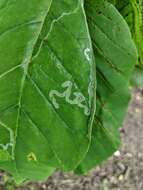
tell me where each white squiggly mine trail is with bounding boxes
[84,48,91,61]
[49,81,90,116]
[32,0,81,61]
[45,0,94,117]
[0,121,14,157]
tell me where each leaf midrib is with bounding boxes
[14,0,53,156]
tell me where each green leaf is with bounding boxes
[113,0,143,87]
[0,160,25,184]
[75,0,138,173]
[114,0,143,67]
[0,0,96,180]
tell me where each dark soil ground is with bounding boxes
[0,89,143,190]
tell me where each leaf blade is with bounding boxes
[76,0,138,173]
[0,0,96,179]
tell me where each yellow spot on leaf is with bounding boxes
[27,152,37,162]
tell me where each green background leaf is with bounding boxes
[76,0,138,173]
[113,0,143,67]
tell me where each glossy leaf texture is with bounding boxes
[0,0,96,181]
[76,0,138,173]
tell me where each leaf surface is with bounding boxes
[114,0,143,67]
[0,0,96,180]
[76,0,138,173]
[114,0,143,87]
